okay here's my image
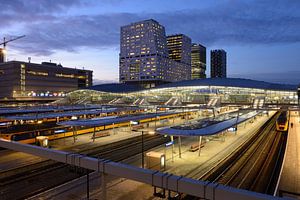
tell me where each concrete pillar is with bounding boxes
[198,136,202,157]
[92,126,96,142]
[113,123,115,135]
[178,136,182,158]
[72,126,77,143]
[171,135,174,162]
[101,172,107,200]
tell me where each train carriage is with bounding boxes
[276,111,289,132]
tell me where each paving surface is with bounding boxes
[278,111,300,199]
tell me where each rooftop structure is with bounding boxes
[0,61,93,101]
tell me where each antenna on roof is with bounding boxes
[28,57,31,63]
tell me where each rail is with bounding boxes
[0,139,282,200]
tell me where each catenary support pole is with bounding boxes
[178,136,182,158]
[198,136,202,157]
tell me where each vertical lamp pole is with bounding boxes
[86,168,89,200]
[298,85,300,122]
[142,130,144,168]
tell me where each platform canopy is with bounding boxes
[3,107,142,121]
[58,111,181,127]
[3,109,112,121]
[0,104,104,115]
[157,111,259,136]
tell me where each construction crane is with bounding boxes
[0,35,25,63]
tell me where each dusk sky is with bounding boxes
[1,0,300,84]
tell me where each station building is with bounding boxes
[0,61,93,101]
[61,78,298,106]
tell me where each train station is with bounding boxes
[0,78,299,200]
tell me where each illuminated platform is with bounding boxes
[278,111,300,199]
[58,111,189,127]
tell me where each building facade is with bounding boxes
[211,49,227,78]
[119,19,190,88]
[0,61,92,101]
[191,43,206,79]
[0,48,4,63]
[167,34,191,65]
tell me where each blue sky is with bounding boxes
[1,0,300,84]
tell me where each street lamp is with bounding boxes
[141,130,144,168]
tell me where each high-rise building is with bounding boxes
[191,43,206,79]
[211,49,227,78]
[167,34,191,65]
[0,48,4,63]
[119,19,190,88]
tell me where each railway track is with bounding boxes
[0,133,169,200]
[183,112,287,199]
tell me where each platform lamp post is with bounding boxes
[235,109,239,135]
[298,85,300,122]
[142,130,144,168]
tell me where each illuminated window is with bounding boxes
[27,70,48,76]
[56,73,75,78]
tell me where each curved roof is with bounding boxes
[88,78,297,93]
[155,78,297,91]
[88,83,142,93]
[157,111,259,136]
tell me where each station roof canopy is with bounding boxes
[0,105,104,115]
[87,78,297,93]
[88,83,143,93]
[3,107,140,121]
[58,111,181,127]
[157,111,259,137]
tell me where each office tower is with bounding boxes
[211,49,227,78]
[0,48,4,63]
[119,19,190,88]
[191,43,206,79]
[167,34,191,65]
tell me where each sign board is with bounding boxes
[165,141,174,147]
[227,127,237,132]
[130,121,139,125]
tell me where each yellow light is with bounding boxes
[1,49,7,55]
[148,131,156,135]
[37,120,43,124]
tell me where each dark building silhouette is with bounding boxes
[211,49,227,78]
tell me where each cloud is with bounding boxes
[2,0,300,56]
[0,0,84,14]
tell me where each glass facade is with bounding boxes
[64,85,297,105]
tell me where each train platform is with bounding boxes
[49,114,191,150]
[278,111,300,199]
[33,111,276,200]
[125,111,274,176]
